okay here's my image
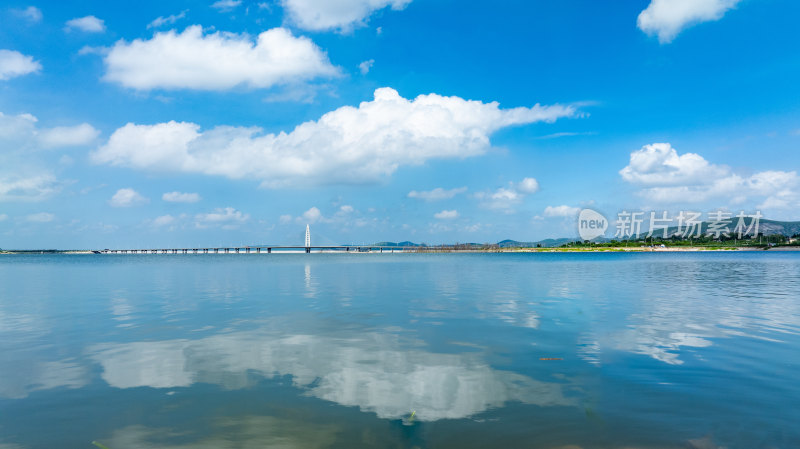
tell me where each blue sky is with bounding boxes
[1,0,799,248]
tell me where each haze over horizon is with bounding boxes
[2,0,800,248]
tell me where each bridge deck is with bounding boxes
[94,246,431,254]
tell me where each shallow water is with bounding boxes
[0,252,798,448]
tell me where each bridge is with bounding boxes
[95,225,427,254]
[93,245,417,254]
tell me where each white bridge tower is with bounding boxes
[304,224,311,252]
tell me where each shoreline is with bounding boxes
[3,246,800,254]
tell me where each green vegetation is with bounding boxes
[559,233,799,250]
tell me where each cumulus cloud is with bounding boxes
[211,0,242,11]
[194,207,249,229]
[162,191,201,203]
[619,143,729,186]
[103,26,339,91]
[109,188,149,207]
[14,6,43,23]
[262,83,328,104]
[151,214,176,227]
[358,59,374,75]
[543,205,580,218]
[37,123,100,148]
[282,0,412,32]
[475,177,540,211]
[516,177,539,194]
[637,0,741,43]
[300,206,322,224]
[0,111,37,143]
[26,212,54,223]
[93,88,577,187]
[408,186,467,201]
[0,50,42,80]
[434,209,458,220]
[281,204,358,226]
[148,10,187,29]
[65,15,106,33]
[0,112,98,202]
[0,111,98,151]
[0,174,61,202]
[620,143,800,209]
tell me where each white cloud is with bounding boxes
[282,205,358,226]
[262,83,327,104]
[103,26,339,91]
[620,143,800,209]
[0,174,61,202]
[0,112,95,203]
[620,143,728,186]
[434,209,458,220]
[65,15,106,33]
[0,50,41,81]
[148,10,187,29]
[0,111,37,142]
[475,178,540,211]
[637,0,741,43]
[93,88,577,187]
[300,206,322,224]
[109,188,149,207]
[26,212,54,223]
[282,0,412,32]
[358,59,374,75]
[14,6,43,23]
[152,214,176,227]
[162,191,201,203]
[516,177,539,194]
[0,214,7,221]
[0,111,98,151]
[543,205,580,218]
[77,45,108,56]
[194,207,249,228]
[408,186,467,201]
[37,123,100,148]
[211,0,242,11]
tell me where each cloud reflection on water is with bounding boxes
[89,326,571,421]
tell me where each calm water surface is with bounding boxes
[0,252,799,449]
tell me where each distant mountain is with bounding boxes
[363,220,800,249]
[370,241,420,247]
[751,219,800,236]
[497,238,577,248]
[638,218,800,239]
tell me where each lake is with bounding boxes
[0,252,798,448]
